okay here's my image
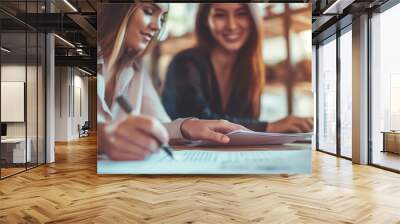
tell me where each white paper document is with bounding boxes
[188,130,313,146]
[97,144,312,174]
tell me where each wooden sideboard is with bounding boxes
[382,131,400,154]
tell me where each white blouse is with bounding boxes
[97,61,185,140]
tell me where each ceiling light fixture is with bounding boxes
[54,34,75,48]
[1,47,11,53]
[63,0,78,12]
[322,0,355,15]
[78,67,93,76]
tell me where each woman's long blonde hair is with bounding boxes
[98,3,166,81]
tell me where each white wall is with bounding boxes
[1,64,46,164]
[54,67,89,141]
[1,65,26,152]
[72,73,89,137]
[55,66,69,141]
[1,65,35,138]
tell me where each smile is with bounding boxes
[140,32,153,41]
[222,33,242,42]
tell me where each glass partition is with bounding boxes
[0,1,46,179]
[1,30,28,177]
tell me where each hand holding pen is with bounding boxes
[98,96,170,161]
[116,95,176,160]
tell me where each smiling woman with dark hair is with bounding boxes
[162,3,313,133]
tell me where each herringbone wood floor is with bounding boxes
[1,135,400,224]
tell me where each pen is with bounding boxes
[116,95,175,160]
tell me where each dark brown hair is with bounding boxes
[195,3,265,118]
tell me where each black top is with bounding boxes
[162,48,268,132]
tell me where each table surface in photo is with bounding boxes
[97,144,312,174]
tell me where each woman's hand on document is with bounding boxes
[266,115,313,133]
[100,115,169,161]
[180,118,247,144]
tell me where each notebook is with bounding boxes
[188,130,313,146]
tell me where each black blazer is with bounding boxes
[162,48,268,132]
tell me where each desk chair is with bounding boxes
[78,121,90,138]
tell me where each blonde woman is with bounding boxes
[98,3,245,161]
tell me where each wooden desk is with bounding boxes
[382,131,400,154]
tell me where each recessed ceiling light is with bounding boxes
[54,34,75,48]
[1,47,11,53]
[78,67,93,76]
[63,0,78,12]
[322,0,355,15]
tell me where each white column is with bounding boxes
[46,33,55,163]
[312,45,317,150]
[45,0,56,163]
[352,14,369,164]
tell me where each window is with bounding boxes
[370,2,400,171]
[339,28,352,158]
[317,36,337,154]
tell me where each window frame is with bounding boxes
[367,0,400,173]
[315,22,352,161]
